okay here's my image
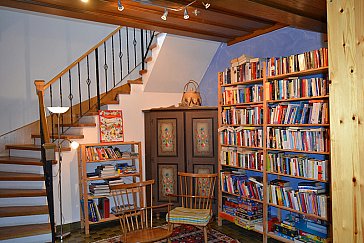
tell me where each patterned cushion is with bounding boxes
[166,207,212,226]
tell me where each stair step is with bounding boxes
[0,223,51,241]
[128,77,143,85]
[5,144,71,152]
[0,171,44,181]
[102,100,119,105]
[31,134,84,140]
[0,205,48,217]
[145,56,152,63]
[0,189,46,198]
[149,43,158,51]
[139,69,147,75]
[57,123,96,128]
[0,156,42,166]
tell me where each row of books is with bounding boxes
[267,127,329,152]
[221,105,263,125]
[86,146,138,161]
[267,101,329,125]
[87,163,137,179]
[268,180,327,218]
[220,146,263,171]
[266,48,328,77]
[267,77,329,101]
[219,126,263,148]
[267,153,329,181]
[81,198,110,222]
[222,84,263,105]
[230,55,265,83]
[221,171,263,201]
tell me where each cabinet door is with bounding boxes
[146,111,185,205]
[185,110,218,174]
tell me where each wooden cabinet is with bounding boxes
[143,107,218,207]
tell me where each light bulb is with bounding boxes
[184,8,189,20]
[81,0,89,3]
[70,141,80,149]
[118,0,124,11]
[161,9,168,21]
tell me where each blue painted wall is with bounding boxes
[199,27,327,106]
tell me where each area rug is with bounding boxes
[93,224,239,243]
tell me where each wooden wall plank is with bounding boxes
[327,0,364,242]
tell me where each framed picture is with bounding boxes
[99,110,124,142]
[158,164,178,202]
[193,118,213,157]
[157,119,177,157]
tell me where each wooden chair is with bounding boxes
[167,172,218,243]
[110,180,173,243]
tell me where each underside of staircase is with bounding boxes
[0,39,159,241]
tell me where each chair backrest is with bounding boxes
[178,172,218,210]
[110,180,154,236]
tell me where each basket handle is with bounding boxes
[183,80,200,92]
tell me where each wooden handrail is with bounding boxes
[44,26,123,90]
[34,80,50,144]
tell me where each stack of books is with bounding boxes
[98,164,116,178]
[89,182,110,196]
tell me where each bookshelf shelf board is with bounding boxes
[266,148,330,155]
[89,213,118,224]
[221,124,263,127]
[88,194,110,199]
[221,78,263,87]
[87,172,140,181]
[268,203,328,221]
[221,144,264,150]
[267,171,328,182]
[222,101,263,107]
[85,157,139,163]
[221,164,263,173]
[267,95,329,103]
[219,212,263,234]
[267,232,294,243]
[267,66,328,80]
[267,124,330,127]
[222,190,263,203]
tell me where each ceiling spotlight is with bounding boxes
[183,8,189,19]
[193,9,200,16]
[161,9,168,20]
[118,0,124,11]
[202,2,210,9]
[81,0,89,3]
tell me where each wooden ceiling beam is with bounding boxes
[0,0,230,42]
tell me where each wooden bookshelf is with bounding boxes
[78,141,142,235]
[217,50,330,243]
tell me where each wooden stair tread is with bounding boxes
[0,156,42,166]
[128,77,143,85]
[5,144,71,152]
[139,69,147,75]
[0,171,44,181]
[31,134,84,139]
[0,189,46,198]
[101,100,119,105]
[145,56,152,63]
[149,43,158,50]
[0,223,51,241]
[57,123,96,128]
[0,205,48,217]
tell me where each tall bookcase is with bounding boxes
[78,141,142,235]
[217,49,330,243]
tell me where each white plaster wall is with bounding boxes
[0,8,117,135]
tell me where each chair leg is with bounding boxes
[203,226,208,243]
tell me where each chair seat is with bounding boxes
[125,227,173,243]
[167,207,212,226]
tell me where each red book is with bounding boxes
[103,198,110,218]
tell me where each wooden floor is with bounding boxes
[57,218,280,243]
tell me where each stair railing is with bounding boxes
[35,26,155,240]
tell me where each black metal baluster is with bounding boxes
[50,85,55,141]
[118,29,123,81]
[95,48,101,110]
[103,42,108,92]
[133,28,137,68]
[141,30,145,70]
[86,55,91,109]
[59,77,64,133]
[111,35,116,87]
[126,27,130,73]
[68,70,73,124]
[78,62,82,116]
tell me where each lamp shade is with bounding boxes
[47,106,69,114]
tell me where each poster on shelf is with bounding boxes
[99,110,124,142]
